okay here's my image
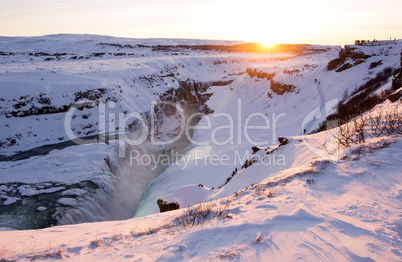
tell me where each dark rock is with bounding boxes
[278,136,289,146]
[157,199,180,213]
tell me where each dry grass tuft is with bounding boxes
[252,233,264,244]
[218,250,238,259]
[90,239,102,248]
[26,245,66,260]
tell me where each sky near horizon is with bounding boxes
[0,0,401,46]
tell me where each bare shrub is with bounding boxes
[367,110,383,137]
[175,203,213,227]
[367,104,402,137]
[174,201,230,227]
[381,105,401,135]
[131,201,230,237]
[331,104,401,148]
[351,116,366,143]
[331,120,357,147]
[215,200,231,219]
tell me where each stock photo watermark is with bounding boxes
[129,148,286,170]
[64,99,287,147]
[64,97,341,168]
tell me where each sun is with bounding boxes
[244,35,277,48]
[240,22,294,46]
[236,0,300,46]
[259,38,276,48]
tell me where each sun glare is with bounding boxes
[244,29,292,47]
[260,39,276,48]
[236,0,303,45]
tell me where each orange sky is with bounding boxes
[0,0,401,45]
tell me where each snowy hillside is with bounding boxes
[135,40,402,218]
[0,35,401,260]
[1,131,401,261]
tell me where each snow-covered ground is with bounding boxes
[0,35,401,260]
[1,133,401,261]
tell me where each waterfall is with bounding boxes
[56,139,168,225]
[53,79,232,226]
